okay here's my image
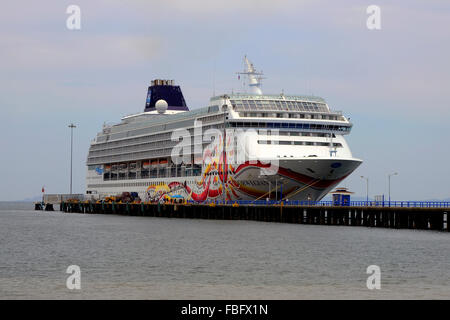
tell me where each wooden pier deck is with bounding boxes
[56,202,450,232]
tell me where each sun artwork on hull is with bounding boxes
[143,162,352,203]
[144,145,357,203]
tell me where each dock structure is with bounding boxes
[56,201,450,232]
[34,202,54,211]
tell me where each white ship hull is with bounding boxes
[86,157,361,202]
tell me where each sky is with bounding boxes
[0,0,449,201]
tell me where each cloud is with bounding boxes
[120,0,315,16]
[0,33,162,71]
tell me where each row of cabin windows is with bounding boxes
[92,121,344,155]
[258,140,343,147]
[258,131,336,137]
[239,112,341,121]
[229,122,350,132]
[87,180,198,189]
[102,168,234,183]
[92,129,333,157]
[93,123,223,152]
[104,164,204,181]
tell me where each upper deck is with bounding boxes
[214,93,328,112]
[87,91,353,166]
[95,92,349,140]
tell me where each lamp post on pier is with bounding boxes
[268,180,271,201]
[68,123,77,195]
[360,176,369,205]
[275,177,284,202]
[388,172,398,206]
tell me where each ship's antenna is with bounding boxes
[213,59,216,96]
[236,55,265,95]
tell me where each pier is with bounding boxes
[55,201,450,232]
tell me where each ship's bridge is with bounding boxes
[217,93,329,113]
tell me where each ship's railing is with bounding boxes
[186,199,450,208]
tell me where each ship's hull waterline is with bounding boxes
[87,157,362,202]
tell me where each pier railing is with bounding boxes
[187,199,450,208]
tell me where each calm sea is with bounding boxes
[0,201,449,299]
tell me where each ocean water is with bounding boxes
[0,202,449,299]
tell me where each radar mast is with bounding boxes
[237,56,265,95]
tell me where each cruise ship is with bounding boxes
[86,57,362,202]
